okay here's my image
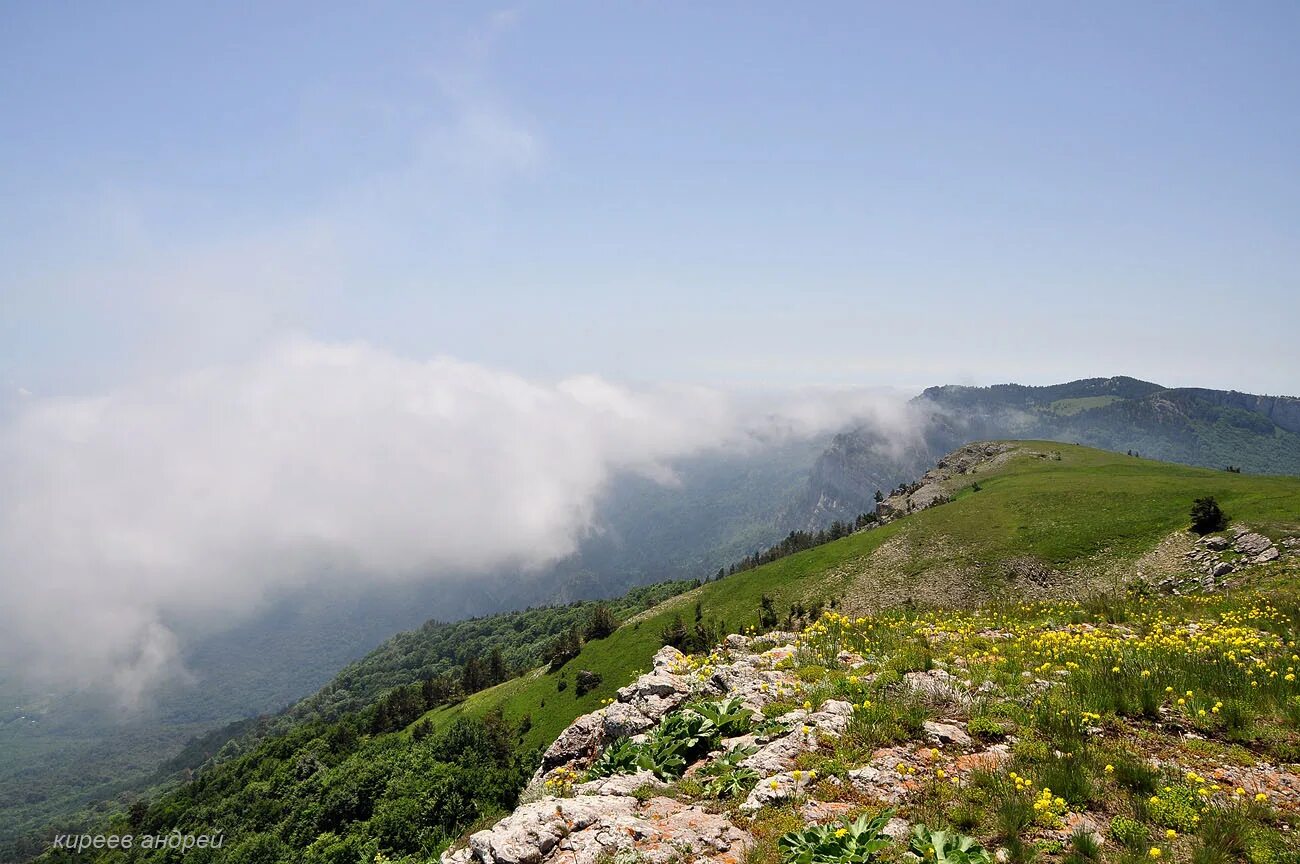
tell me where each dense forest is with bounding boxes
[40,710,533,864]
[919,379,1300,476]
[16,582,692,863]
[163,581,692,774]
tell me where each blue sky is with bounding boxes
[3,1,1298,396]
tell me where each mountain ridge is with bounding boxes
[795,378,1300,528]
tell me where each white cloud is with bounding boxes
[0,338,915,704]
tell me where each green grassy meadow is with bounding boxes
[421,442,1300,751]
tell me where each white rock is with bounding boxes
[1254,547,1280,564]
[601,702,654,740]
[740,771,818,811]
[462,795,637,864]
[574,771,665,797]
[651,645,686,671]
[616,672,691,721]
[540,712,604,771]
[922,720,973,748]
[1235,532,1272,556]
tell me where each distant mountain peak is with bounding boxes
[919,376,1165,405]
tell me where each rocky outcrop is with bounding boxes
[877,443,1016,520]
[600,702,653,740]
[442,794,752,864]
[452,623,1023,864]
[1169,526,1289,593]
[616,672,692,721]
[539,648,692,772]
[540,713,605,772]
[450,796,638,864]
[1234,531,1273,557]
[452,641,786,864]
[447,606,1300,864]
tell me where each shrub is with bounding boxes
[698,746,759,799]
[1063,828,1102,864]
[1081,592,1130,624]
[1217,700,1257,743]
[1035,752,1095,808]
[546,626,583,671]
[1190,497,1228,535]
[995,789,1034,841]
[1146,785,1200,833]
[1192,843,1232,864]
[586,738,641,779]
[1004,837,1039,864]
[968,710,1013,742]
[947,802,981,833]
[575,670,602,697]
[887,641,934,675]
[1030,786,1068,827]
[779,810,895,864]
[909,824,993,864]
[1108,752,1159,796]
[1243,829,1291,864]
[1064,662,1161,720]
[542,765,580,798]
[686,697,753,738]
[660,614,689,650]
[1109,816,1149,851]
[1193,804,1251,863]
[584,604,617,640]
[584,707,721,781]
[847,693,927,748]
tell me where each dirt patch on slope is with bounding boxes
[835,530,1036,613]
[1069,530,1197,595]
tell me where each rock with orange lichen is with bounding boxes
[442,795,751,864]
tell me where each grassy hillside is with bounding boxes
[509,565,1300,864]
[424,442,1300,751]
[35,442,1300,864]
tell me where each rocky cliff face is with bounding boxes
[788,412,969,529]
[1171,388,1300,436]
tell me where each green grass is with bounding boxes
[418,442,1300,751]
[916,445,1298,567]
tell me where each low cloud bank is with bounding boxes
[0,339,920,704]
